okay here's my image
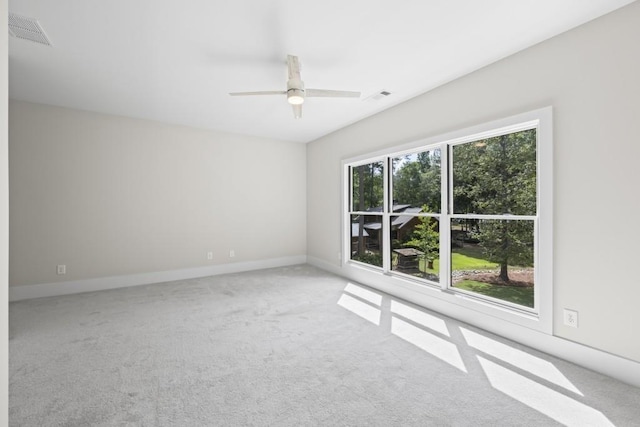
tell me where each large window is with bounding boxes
[344,108,552,324]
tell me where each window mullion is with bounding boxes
[440,143,450,290]
[533,218,539,312]
[343,165,351,265]
[382,157,392,272]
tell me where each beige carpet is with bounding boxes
[9,265,640,426]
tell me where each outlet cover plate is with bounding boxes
[563,309,578,328]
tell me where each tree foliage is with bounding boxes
[453,131,536,215]
[392,149,441,212]
[351,161,384,211]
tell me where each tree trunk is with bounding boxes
[499,263,509,282]
[499,217,510,283]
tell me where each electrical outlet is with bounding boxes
[563,309,578,328]
[207,252,213,260]
[229,249,235,258]
[57,264,66,275]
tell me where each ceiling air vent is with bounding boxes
[364,90,392,102]
[8,13,52,46]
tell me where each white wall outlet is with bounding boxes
[207,251,213,260]
[229,249,235,258]
[56,264,66,275]
[563,309,578,328]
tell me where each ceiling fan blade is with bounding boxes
[287,55,301,80]
[306,89,361,98]
[229,91,286,96]
[292,104,302,119]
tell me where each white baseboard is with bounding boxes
[9,255,307,302]
[307,256,640,389]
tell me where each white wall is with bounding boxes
[307,2,640,363]
[1,0,9,422]
[9,101,306,288]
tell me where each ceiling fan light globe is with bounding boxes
[288,96,304,105]
[287,89,305,105]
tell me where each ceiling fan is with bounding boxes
[229,55,360,119]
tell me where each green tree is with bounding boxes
[477,220,534,281]
[452,130,536,282]
[406,205,439,270]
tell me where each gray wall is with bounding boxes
[9,101,307,286]
[307,2,640,363]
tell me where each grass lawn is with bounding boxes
[451,246,499,270]
[413,245,533,307]
[455,280,534,308]
[419,245,498,274]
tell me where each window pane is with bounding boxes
[351,162,384,212]
[389,214,440,283]
[452,129,536,215]
[350,214,383,268]
[392,149,441,213]
[451,219,534,308]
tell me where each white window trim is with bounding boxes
[342,106,553,334]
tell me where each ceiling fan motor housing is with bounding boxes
[287,78,305,105]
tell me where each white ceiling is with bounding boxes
[8,0,636,143]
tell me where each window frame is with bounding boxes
[342,107,553,333]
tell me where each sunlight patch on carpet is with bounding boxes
[392,317,467,372]
[461,328,582,395]
[344,283,382,306]
[478,357,613,427]
[391,300,450,337]
[338,293,381,325]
